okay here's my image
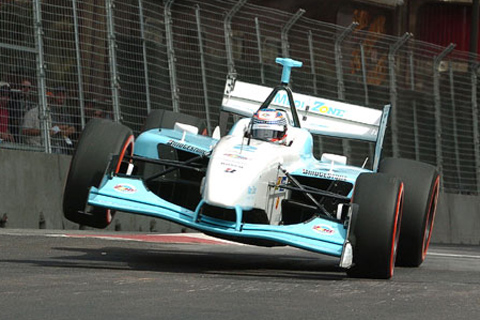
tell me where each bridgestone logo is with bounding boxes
[167,140,208,155]
[302,169,347,181]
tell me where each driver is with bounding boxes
[251,108,288,145]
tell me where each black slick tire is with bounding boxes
[379,158,440,267]
[347,173,404,279]
[63,119,134,228]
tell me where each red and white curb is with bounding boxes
[52,232,240,245]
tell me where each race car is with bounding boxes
[63,58,440,279]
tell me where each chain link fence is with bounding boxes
[1,0,479,195]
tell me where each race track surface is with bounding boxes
[0,229,479,319]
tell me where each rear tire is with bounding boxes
[379,158,440,267]
[63,119,134,228]
[142,109,207,133]
[347,173,404,279]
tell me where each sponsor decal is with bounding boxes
[113,184,137,194]
[273,93,346,117]
[302,169,347,181]
[233,144,257,152]
[223,153,248,160]
[275,197,281,210]
[167,140,208,155]
[225,168,236,173]
[220,161,244,169]
[275,176,288,191]
[313,224,335,235]
[247,186,257,195]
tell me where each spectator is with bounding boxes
[22,91,53,147]
[85,98,102,122]
[50,86,76,154]
[8,78,36,143]
[0,82,14,143]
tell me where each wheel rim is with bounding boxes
[105,135,135,223]
[421,175,440,260]
[389,182,404,277]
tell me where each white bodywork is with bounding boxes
[202,118,313,225]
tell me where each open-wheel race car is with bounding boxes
[63,58,440,279]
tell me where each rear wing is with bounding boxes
[222,77,390,170]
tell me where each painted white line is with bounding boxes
[428,252,480,260]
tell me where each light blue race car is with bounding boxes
[63,58,440,279]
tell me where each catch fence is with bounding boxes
[0,0,479,194]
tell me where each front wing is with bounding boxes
[88,175,349,258]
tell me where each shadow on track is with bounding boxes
[10,244,348,281]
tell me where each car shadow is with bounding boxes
[34,244,348,281]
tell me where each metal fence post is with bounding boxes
[224,0,247,76]
[334,22,357,159]
[195,5,212,135]
[471,62,480,194]
[433,43,456,186]
[360,44,369,106]
[307,30,317,95]
[281,9,305,58]
[106,0,121,122]
[165,0,179,112]
[138,0,151,115]
[33,0,51,153]
[255,17,265,84]
[408,50,420,161]
[72,0,86,129]
[448,61,462,189]
[388,33,411,158]
[334,22,357,101]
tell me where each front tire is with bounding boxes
[347,173,404,279]
[63,119,134,228]
[379,158,440,267]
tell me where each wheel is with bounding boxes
[63,119,134,228]
[142,109,207,133]
[379,158,440,267]
[347,173,404,279]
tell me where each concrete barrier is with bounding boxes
[0,148,186,233]
[1,148,479,244]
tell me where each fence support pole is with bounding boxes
[195,5,212,135]
[106,0,121,122]
[360,43,369,106]
[255,17,265,84]
[334,22,357,159]
[72,0,86,129]
[433,43,456,186]
[281,9,305,58]
[408,50,420,161]
[471,62,480,194]
[138,0,151,115]
[335,22,357,101]
[388,32,411,158]
[448,61,463,189]
[224,0,247,76]
[307,30,317,95]
[164,0,179,112]
[33,0,51,153]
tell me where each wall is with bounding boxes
[0,148,186,233]
[1,148,479,244]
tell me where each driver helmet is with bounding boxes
[251,108,287,144]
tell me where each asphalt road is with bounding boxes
[1,229,479,320]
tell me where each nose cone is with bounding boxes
[202,136,281,209]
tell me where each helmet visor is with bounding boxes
[251,123,285,141]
